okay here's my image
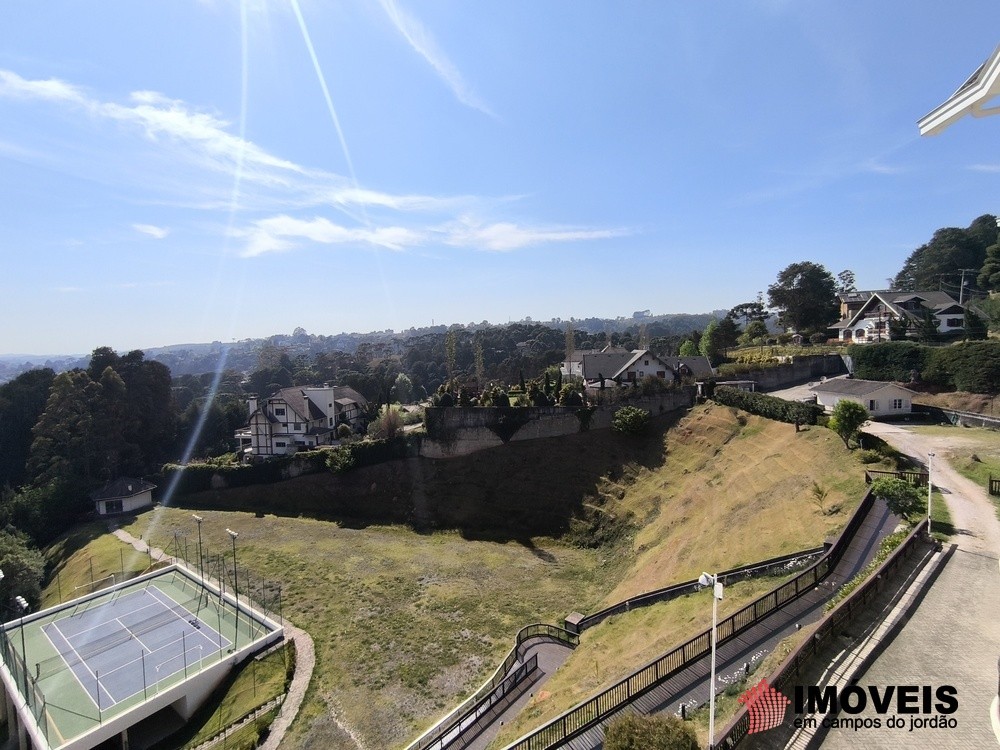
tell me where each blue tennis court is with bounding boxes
[40,586,230,708]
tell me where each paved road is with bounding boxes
[819,422,1000,749]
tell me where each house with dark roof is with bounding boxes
[235,385,368,459]
[810,378,915,417]
[91,477,157,516]
[831,290,965,344]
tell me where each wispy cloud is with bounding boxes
[238,213,629,257]
[2,69,625,259]
[132,223,170,239]
[377,0,494,117]
[968,163,1000,173]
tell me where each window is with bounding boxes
[644,359,649,365]
[275,408,285,416]
[946,318,962,327]
[868,400,878,411]
[330,417,334,426]
[294,423,302,430]
[275,441,286,448]
[105,499,123,514]
[892,398,904,410]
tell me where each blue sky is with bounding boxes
[2,1,1000,354]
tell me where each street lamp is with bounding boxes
[14,596,29,701]
[192,514,204,579]
[699,572,724,748]
[927,453,935,537]
[226,528,239,648]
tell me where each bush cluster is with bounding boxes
[325,436,418,474]
[710,386,823,425]
[826,528,909,610]
[160,449,332,494]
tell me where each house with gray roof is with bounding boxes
[831,290,965,344]
[235,385,368,459]
[810,378,915,417]
[91,477,157,515]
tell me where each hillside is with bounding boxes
[490,403,868,746]
[41,403,868,750]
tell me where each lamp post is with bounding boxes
[699,572,724,748]
[927,452,935,537]
[14,596,29,701]
[226,528,239,648]
[192,514,204,579]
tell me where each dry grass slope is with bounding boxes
[490,403,867,747]
[40,403,868,750]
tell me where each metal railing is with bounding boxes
[713,518,931,749]
[503,490,876,750]
[406,624,578,750]
[576,547,825,633]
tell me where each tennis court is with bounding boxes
[1,566,281,749]
[41,585,228,708]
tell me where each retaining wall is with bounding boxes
[420,388,695,458]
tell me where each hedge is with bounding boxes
[160,437,421,495]
[847,342,931,382]
[848,340,1000,394]
[711,386,824,425]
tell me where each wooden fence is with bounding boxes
[989,476,1000,497]
[864,469,928,487]
[503,489,876,750]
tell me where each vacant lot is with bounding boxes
[45,403,869,749]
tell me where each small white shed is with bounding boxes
[809,379,915,417]
[91,477,157,516]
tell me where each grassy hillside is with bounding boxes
[490,404,868,747]
[40,403,868,750]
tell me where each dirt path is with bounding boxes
[862,422,1000,554]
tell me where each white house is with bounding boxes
[91,477,156,516]
[235,384,368,459]
[830,290,965,344]
[810,378,915,418]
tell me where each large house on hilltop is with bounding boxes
[235,384,368,459]
[831,290,965,344]
[562,348,710,385]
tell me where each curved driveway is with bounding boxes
[821,422,1000,749]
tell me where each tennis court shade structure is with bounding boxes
[0,565,283,750]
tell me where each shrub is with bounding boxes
[367,408,403,440]
[336,423,352,440]
[857,449,882,464]
[869,477,922,520]
[611,406,650,435]
[710,387,823,425]
[604,713,698,750]
[828,400,868,448]
[558,383,584,406]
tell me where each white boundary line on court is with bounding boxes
[58,593,159,642]
[41,621,115,710]
[115,617,152,655]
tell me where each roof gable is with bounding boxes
[810,379,915,397]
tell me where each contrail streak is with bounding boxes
[289,0,369,229]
